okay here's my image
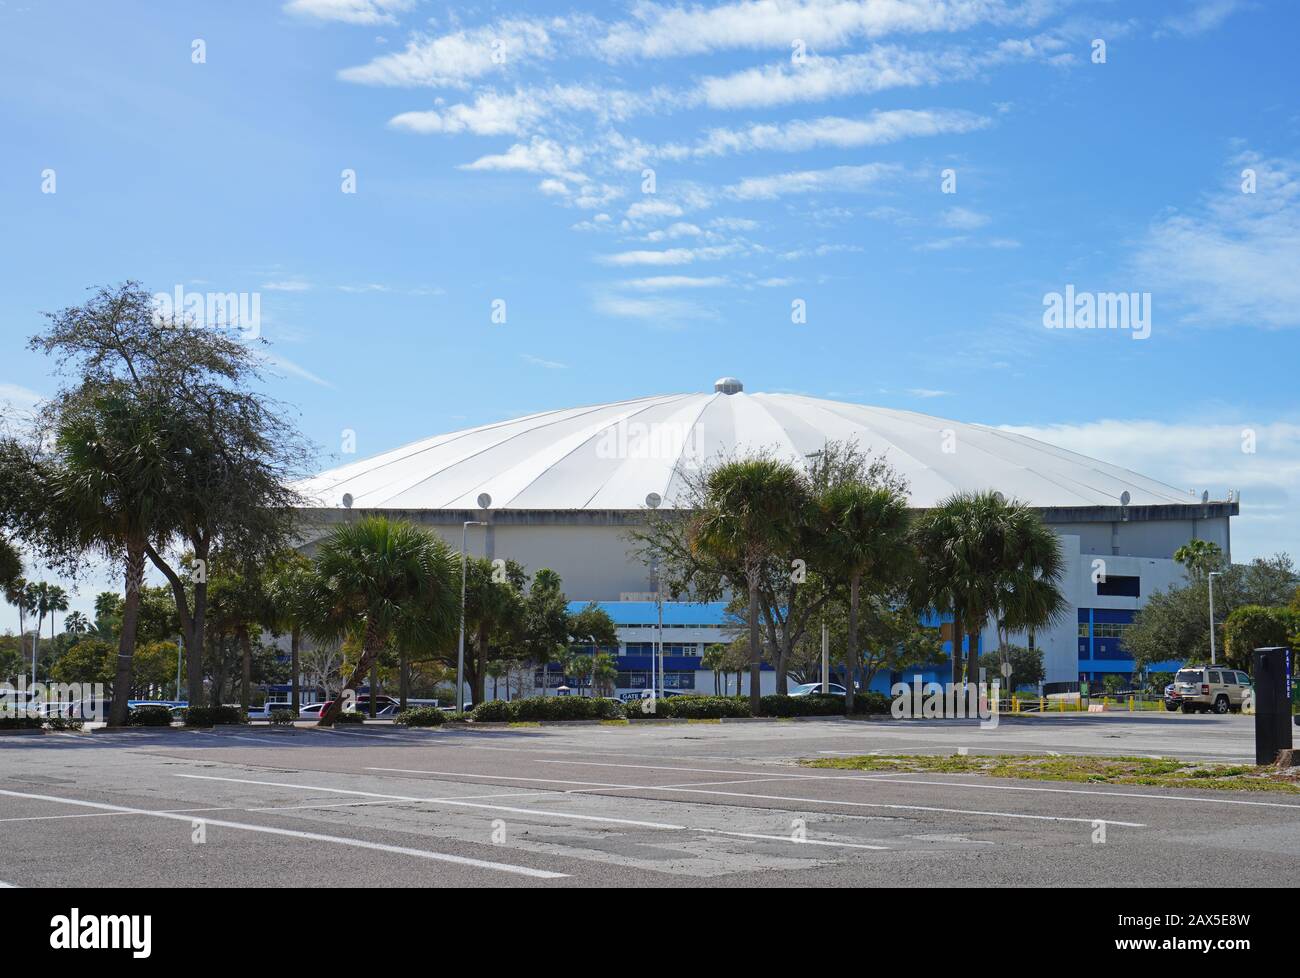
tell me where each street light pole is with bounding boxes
[458,520,485,713]
[1208,571,1221,665]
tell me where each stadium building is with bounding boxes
[294,378,1237,697]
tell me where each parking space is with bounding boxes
[2,715,1298,887]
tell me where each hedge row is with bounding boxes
[470,696,625,722]
[127,705,175,726]
[180,706,248,727]
[759,692,891,716]
[395,706,446,727]
[0,715,87,731]
[625,695,752,719]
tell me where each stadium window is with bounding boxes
[1078,623,1090,638]
[1096,575,1140,597]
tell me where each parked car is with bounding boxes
[789,682,848,697]
[299,702,329,718]
[1163,682,1181,711]
[1170,666,1252,714]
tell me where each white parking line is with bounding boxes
[841,776,1300,810]
[359,766,1143,827]
[175,774,888,852]
[0,787,568,880]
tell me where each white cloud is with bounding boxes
[654,108,990,159]
[0,383,43,422]
[621,275,728,290]
[1160,0,1247,36]
[260,352,335,389]
[262,279,313,292]
[941,205,990,230]
[626,199,684,220]
[726,161,902,200]
[388,84,657,137]
[697,36,1065,109]
[460,138,587,183]
[1133,152,1300,329]
[598,248,696,266]
[907,388,951,397]
[339,19,556,87]
[597,0,1049,61]
[521,353,567,369]
[1000,418,1300,563]
[594,293,714,323]
[284,0,412,26]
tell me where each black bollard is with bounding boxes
[1252,647,1293,766]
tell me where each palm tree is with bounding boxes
[48,390,171,725]
[463,556,523,705]
[817,481,912,714]
[266,552,316,715]
[42,583,70,651]
[26,581,70,681]
[3,575,31,675]
[1173,539,1223,582]
[690,457,808,714]
[0,537,21,595]
[914,491,1065,687]
[63,610,91,636]
[305,516,459,727]
[591,652,618,697]
[702,643,726,695]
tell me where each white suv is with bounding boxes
[1171,666,1252,714]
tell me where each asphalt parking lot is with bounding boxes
[2,713,1297,888]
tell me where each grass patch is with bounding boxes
[599,719,629,726]
[801,753,1300,793]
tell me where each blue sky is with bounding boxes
[1,0,1298,619]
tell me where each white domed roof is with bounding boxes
[296,389,1196,511]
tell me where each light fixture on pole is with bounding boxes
[1208,570,1221,666]
[459,493,491,713]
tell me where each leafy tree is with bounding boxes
[51,638,115,689]
[1124,555,1299,670]
[1223,605,1300,671]
[0,635,25,685]
[977,644,1044,692]
[304,516,459,726]
[461,556,525,705]
[0,536,20,594]
[521,568,570,696]
[28,282,310,707]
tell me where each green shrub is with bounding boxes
[470,700,512,722]
[127,705,174,726]
[334,711,364,724]
[396,706,446,727]
[0,715,44,730]
[666,695,751,719]
[181,706,248,727]
[269,709,296,727]
[626,695,751,719]
[477,696,626,722]
[45,715,84,732]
